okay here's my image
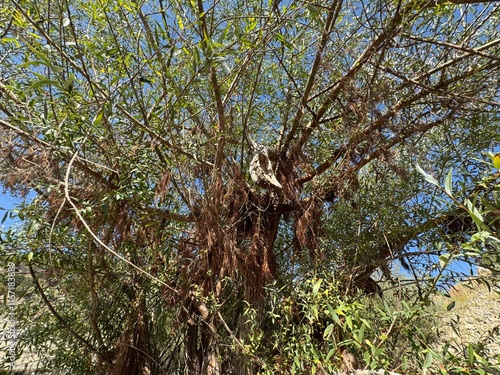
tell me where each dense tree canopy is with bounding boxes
[1,0,499,373]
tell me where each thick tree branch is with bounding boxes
[291,3,408,153]
[197,0,227,179]
[0,80,22,105]
[291,1,499,154]
[296,58,499,185]
[281,0,343,154]
[402,34,500,62]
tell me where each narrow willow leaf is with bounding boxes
[445,169,453,197]
[357,324,365,343]
[439,253,450,269]
[416,164,439,186]
[30,79,63,91]
[331,312,341,325]
[26,221,39,236]
[63,75,74,91]
[312,279,322,296]
[323,323,334,339]
[307,4,320,17]
[93,110,104,126]
[465,199,485,226]
[1,211,8,225]
[326,347,335,361]
[423,351,433,368]
[468,343,474,365]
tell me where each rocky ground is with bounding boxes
[433,270,500,365]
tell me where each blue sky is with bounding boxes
[0,187,25,228]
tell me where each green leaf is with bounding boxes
[1,211,8,225]
[63,75,74,90]
[312,279,322,296]
[465,199,485,228]
[1,37,20,47]
[331,312,341,325]
[275,33,294,49]
[27,252,34,262]
[27,47,52,67]
[416,164,439,187]
[294,355,301,370]
[307,4,320,17]
[345,315,353,330]
[245,17,258,32]
[423,351,433,369]
[446,300,456,311]
[439,253,450,269]
[220,23,230,42]
[326,347,336,361]
[26,221,40,236]
[324,323,334,339]
[30,79,63,91]
[360,318,371,329]
[363,351,370,365]
[240,37,254,47]
[93,110,104,126]
[311,304,318,320]
[357,324,365,343]
[468,343,474,365]
[445,169,453,197]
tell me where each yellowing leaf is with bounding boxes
[493,154,500,169]
[177,14,184,30]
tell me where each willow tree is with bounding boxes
[1,0,499,373]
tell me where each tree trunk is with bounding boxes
[112,289,151,375]
[185,321,201,375]
[184,303,220,375]
[203,317,220,375]
[234,206,282,375]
